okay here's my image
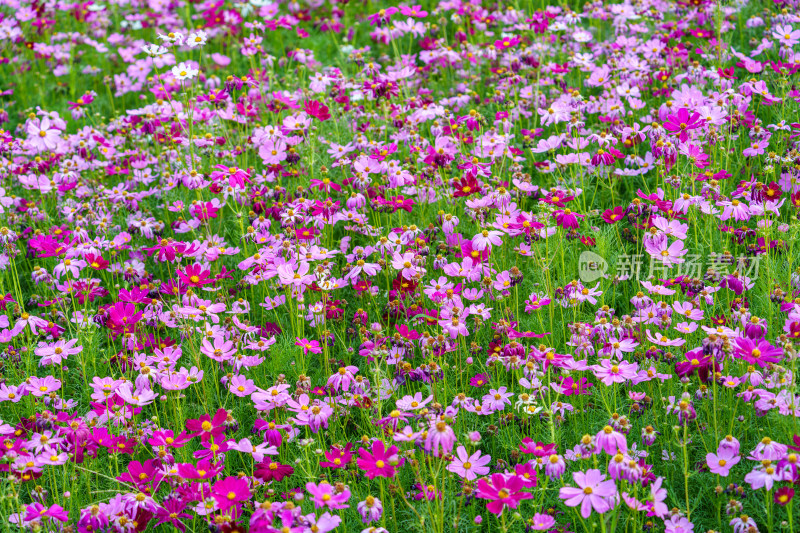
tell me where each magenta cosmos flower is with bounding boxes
[663,108,704,142]
[177,263,214,287]
[476,473,533,515]
[185,408,228,441]
[733,337,783,368]
[211,476,251,511]
[356,440,404,479]
[559,469,617,518]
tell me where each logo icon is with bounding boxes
[578,251,608,283]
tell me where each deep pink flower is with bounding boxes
[663,108,704,142]
[320,444,353,469]
[399,4,427,17]
[561,376,593,396]
[295,337,322,355]
[476,473,533,515]
[212,476,251,511]
[304,100,331,121]
[177,263,214,287]
[733,338,783,368]
[357,440,404,479]
[519,439,556,456]
[602,206,625,224]
[186,408,228,442]
[24,503,69,523]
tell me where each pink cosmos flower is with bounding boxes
[590,359,638,386]
[34,338,82,366]
[742,139,769,157]
[773,25,800,46]
[446,446,491,480]
[391,251,420,280]
[27,376,61,397]
[644,237,687,266]
[395,392,432,410]
[596,425,628,455]
[200,336,236,362]
[559,469,617,518]
[718,199,752,222]
[706,447,740,477]
[228,375,256,397]
[471,230,504,251]
[529,513,556,530]
[424,419,456,457]
[743,463,784,491]
[603,338,638,358]
[259,138,287,165]
[306,481,350,509]
[326,366,359,392]
[26,117,61,151]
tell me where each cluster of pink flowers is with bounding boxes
[0,0,800,530]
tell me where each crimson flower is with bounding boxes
[602,206,625,224]
[85,253,109,270]
[452,175,481,197]
[254,460,294,482]
[774,487,795,506]
[304,100,331,121]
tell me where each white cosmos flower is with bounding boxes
[171,62,198,81]
[141,44,167,57]
[187,31,208,48]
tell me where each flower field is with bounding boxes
[1,0,800,531]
